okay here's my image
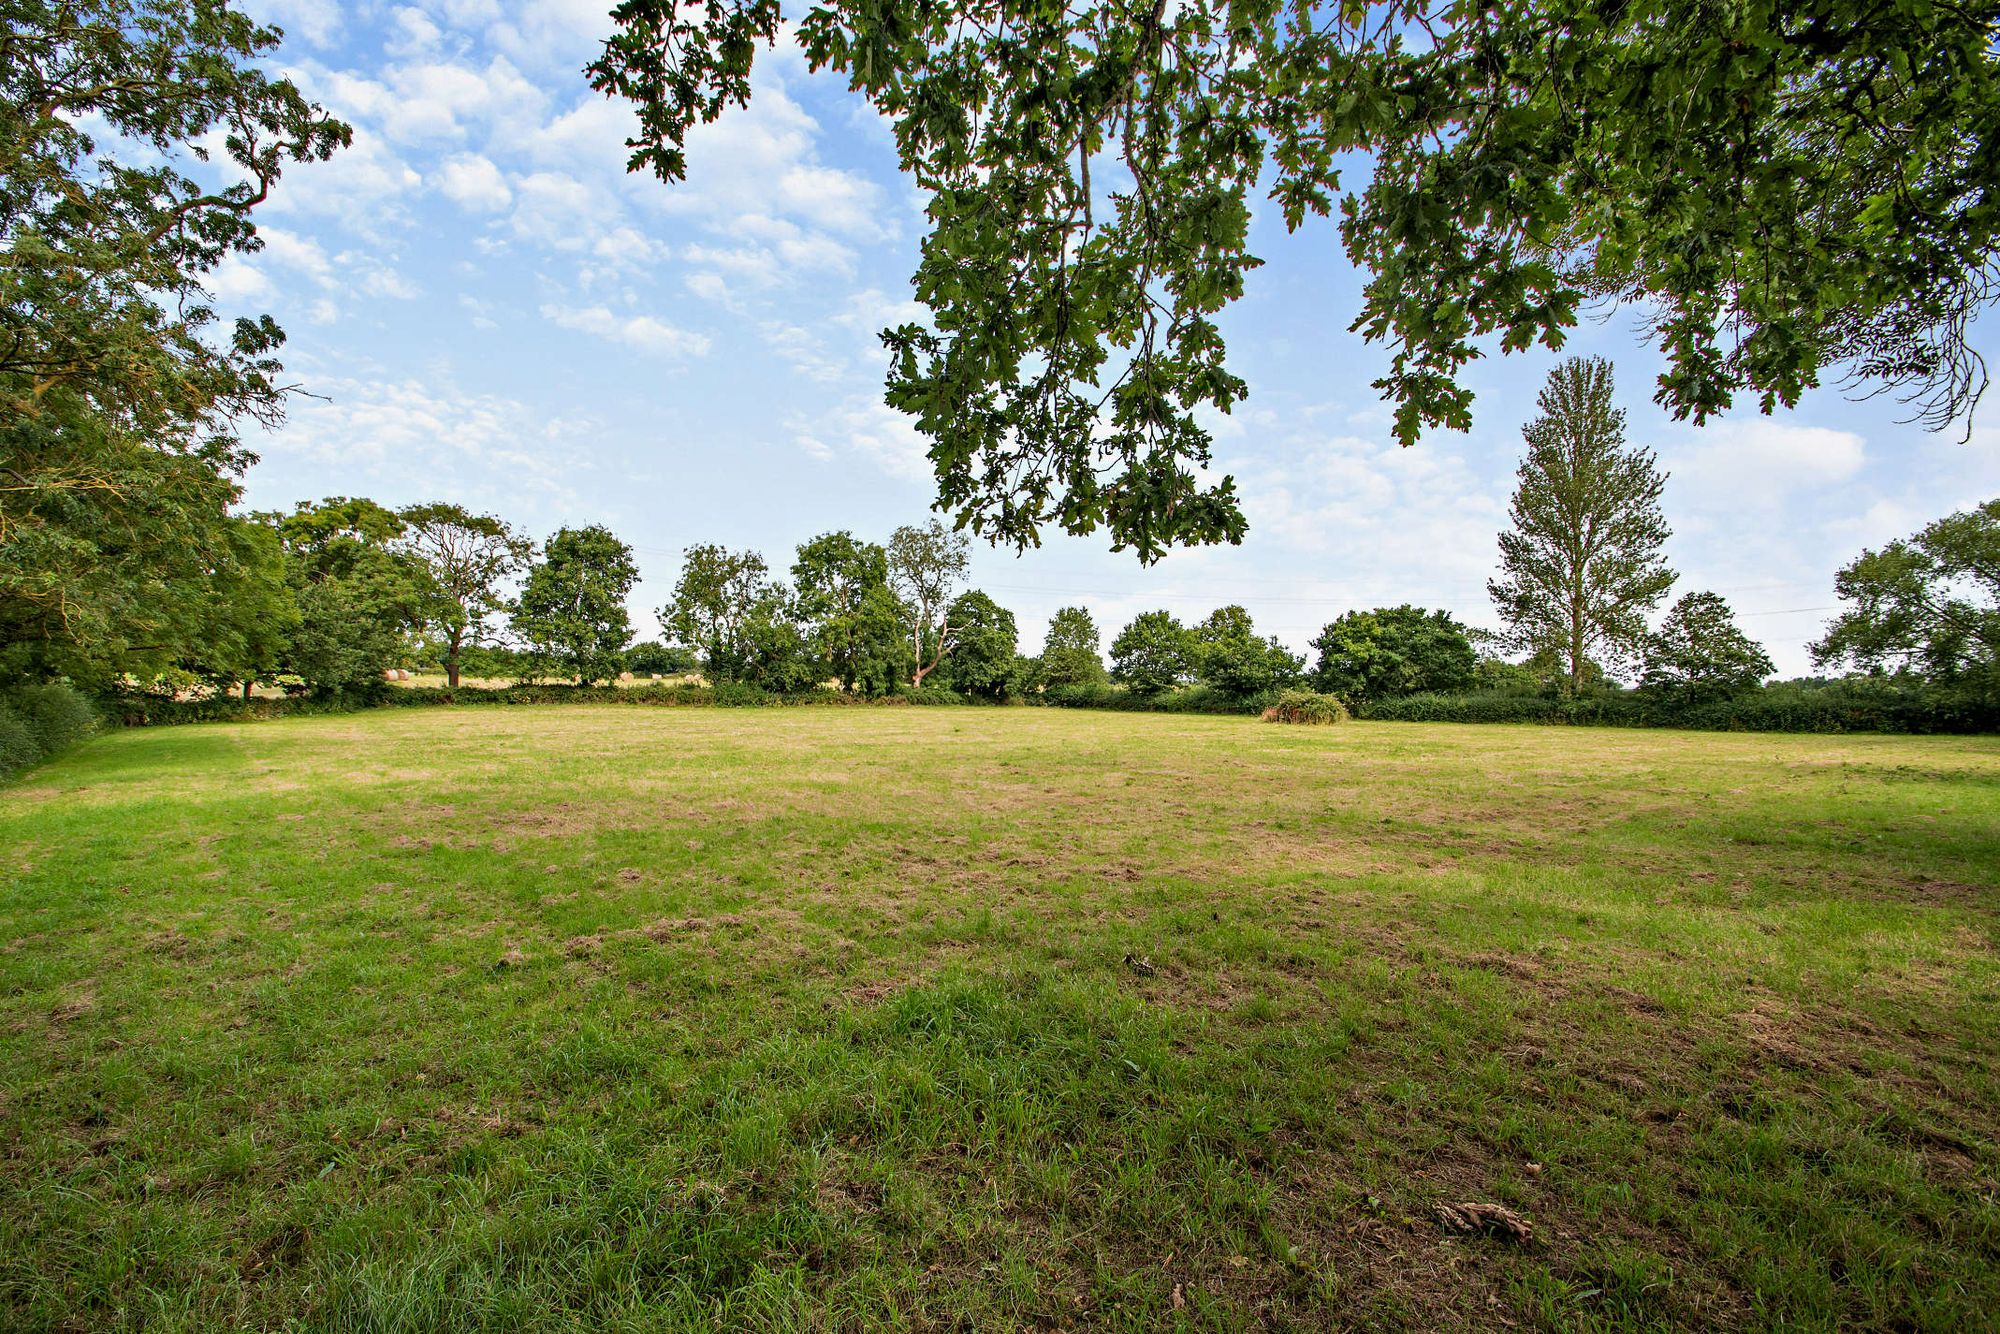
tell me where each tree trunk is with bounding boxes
[241,680,253,702]
[913,618,953,686]
[446,629,462,688]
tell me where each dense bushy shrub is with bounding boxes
[1263,690,1349,725]
[893,685,968,705]
[1040,682,1272,715]
[1359,678,1999,733]
[0,684,99,780]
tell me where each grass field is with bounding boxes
[1,707,1995,1332]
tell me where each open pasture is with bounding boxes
[1,707,1995,1331]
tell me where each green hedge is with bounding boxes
[1037,682,1273,715]
[0,684,100,782]
[99,680,984,726]
[91,676,1999,737]
[1357,680,1999,734]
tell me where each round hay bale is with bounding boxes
[383,669,398,681]
[619,671,634,681]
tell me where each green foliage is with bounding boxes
[933,590,1018,700]
[397,503,534,688]
[737,591,827,694]
[1110,610,1195,695]
[1264,690,1348,725]
[1490,359,1677,692]
[793,532,908,693]
[1362,677,1998,733]
[888,518,971,685]
[660,544,772,683]
[1813,498,2000,690]
[1038,605,1107,687]
[266,498,429,695]
[512,526,639,687]
[1191,605,1304,700]
[1643,592,1775,702]
[0,683,98,781]
[593,0,1997,557]
[1309,606,1477,703]
[1,2,344,682]
[624,640,696,676]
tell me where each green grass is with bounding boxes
[1,707,1995,1332]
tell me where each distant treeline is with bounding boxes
[6,488,1998,785]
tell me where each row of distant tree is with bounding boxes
[4,347,1992,706]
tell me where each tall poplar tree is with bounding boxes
[1488,359,1676,694]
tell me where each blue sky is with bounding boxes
[231,0,2000,677]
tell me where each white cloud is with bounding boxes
[245,0,344,48]
[541,303,711,358]
[792,395,931,481]
[1671,419,1868,510]
[388,6,445,55]
[761,323,845,383]
[438,153,512,211]
[256,374,595,505]
[508,171,600,247]
[264,123,424,232]
[208,254,274,304]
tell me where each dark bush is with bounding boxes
[1357,678,1999,733]
[0,684,100,781]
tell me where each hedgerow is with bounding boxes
[0,684,100,782]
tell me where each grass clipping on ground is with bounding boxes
[1,707,1995,1331]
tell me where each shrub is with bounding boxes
[1263,690,1349,725]
[0,683,100,781]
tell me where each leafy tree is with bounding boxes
[737,588,825,693]
[934,591,1019,699]
[1038,606,1107,687]
[1643,592,1775,701]
[3,3,345,678]
[1110,610,1196,695]
[793,531,909,693]
[1489,359,1677,693]
[887,518,971,685]
[593,1,1995,559]
[1192,605,1304,699]
[1813,499,2000,686]
[660,544,773,683]
[0,406,279,686]
[1310,606,1477,703]
[177,518,295,699]
[397,503,534,688]
[513,526,639,686]
[265,498,429,695]
[625,640,696,676]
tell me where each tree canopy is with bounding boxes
[514,526,639,686]
[1110,610,1195,695]
[1489,358,1676,692]
[592,0,1998,559]
[1642,592,1774,701]
[1310,605,1477,702]
[398,504,534,688]
[1039,605,1109,687]
[1813,499,2000,686]
[2,0,346,686]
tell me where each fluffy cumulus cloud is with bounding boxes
[541,304,712,359]
[250,374,597,511]
[1670,419,1868,512]
[1236,424,1512,620]
[437,153,512,211]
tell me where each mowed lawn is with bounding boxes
[1,708,1996,1332]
